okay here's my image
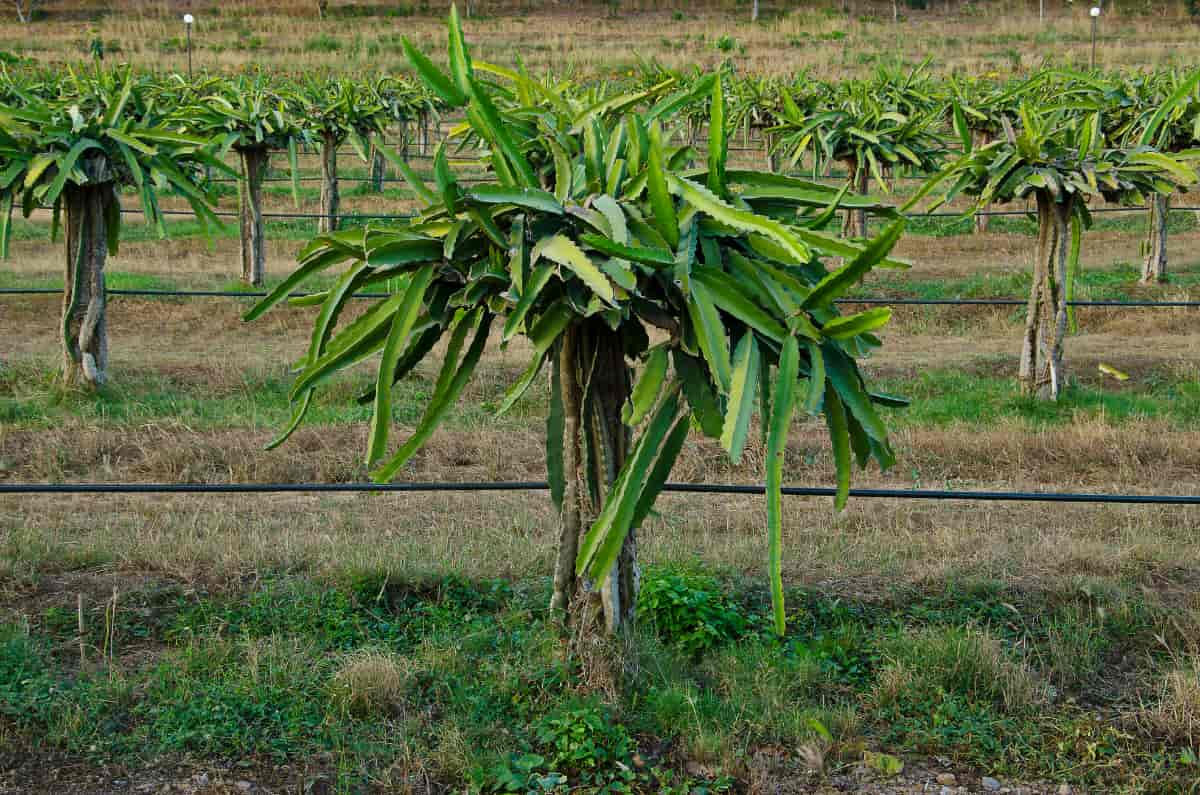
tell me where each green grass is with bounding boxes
[4,357,1195,435]
[877,369,1200,430]
[879,207,1198,239]
[2,567,1195,791]
[861,260,1200,302]
[0,259,357,293]
[0,358,545,432]
[0,268,180,292]
[4,215,320,246]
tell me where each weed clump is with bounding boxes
[875,626,1047,712]
[475,699,640,792]
[0,625,56,728]
[329,649,412,717]
[1136,656,1200,746]
[636,567,754,656]
[138,636,331,757]
[303,33,341,53]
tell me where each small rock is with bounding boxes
[982,777,1002,792]
[937,773,958,786]
[1058,786,1073,795]
[235,782,253,792]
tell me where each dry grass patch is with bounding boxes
[894,418,1200,485]
[6,0,1198,79]
[3,488,1197,601]
[1135,656,1200,746]
[6,414,1200,490]
[895,226,1200,280]
[329,649,412,717]
[878,326,1200,370]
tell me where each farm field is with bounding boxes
[2,0,1200,78]
[3,3,1200,795]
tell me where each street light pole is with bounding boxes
[183,14,194,79]
[1090,6,1101,70]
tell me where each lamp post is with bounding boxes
[1089,6,1101,70]
[183,14,194,78]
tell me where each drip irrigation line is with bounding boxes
[838,297,1200,307]
[907,205,1200,217]
[0,480,1196,505]
[205,174,494,185]
[100,206,418,221]
[28,201,1200,226]
[2,287,1196,308]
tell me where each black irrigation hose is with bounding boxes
[838,297,1200,307]
[2,287,1197,308]
[1,480,1197,505]
[205,175,494,185]
[25,202,1200,225]
[910,205,1200,217]
[102,206,417,221]
[0,288,294,298]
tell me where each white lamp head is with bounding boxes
[1089,6,1101,16]
[183,13,195,25]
